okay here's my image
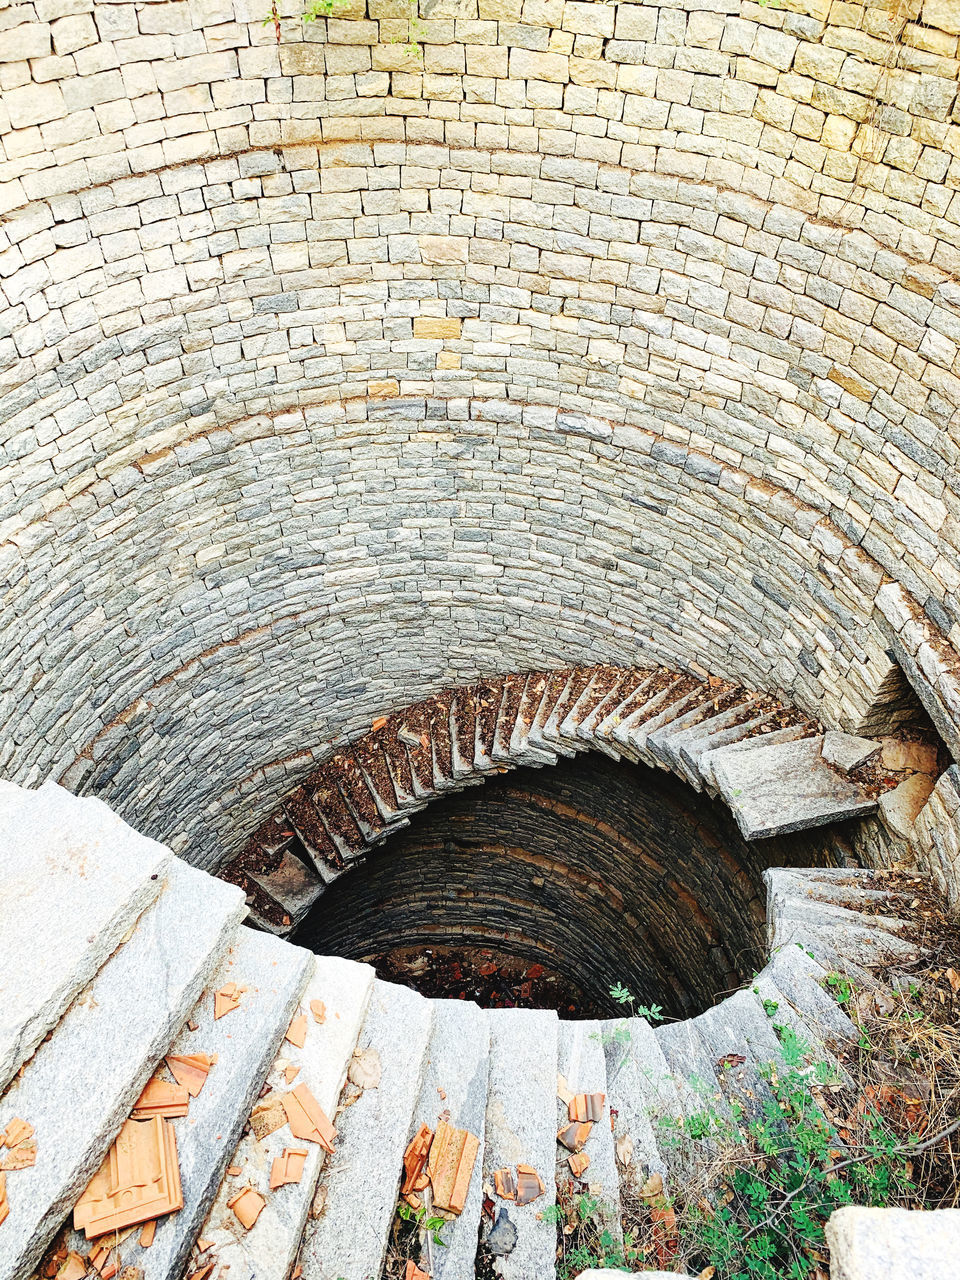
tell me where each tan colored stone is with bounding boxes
[413,317,461,340]
[880,739,939,774]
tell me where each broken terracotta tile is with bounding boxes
[186,1264,214,1280]
[250,1093,287,1141]
[196,1238,213,1253]
[138,1221,156,1249]
[131,1078,190,1120]
[1,1139,37,1170]
[99,1263,118,1280]
[557,1121,593,1152]
[515,1164,545,1207]
[3,1118,33,1149]
[269,1147,309,1191]
[427,1120,479,1215]
[310,1000,326,1025]
[285,1015,308,1049]
[281,1084,336,1151]
[0,1172,7,1227]
[55,1253,87,1280]
[227,1186,266,1231]
[214,983,243,1020]
[73,1117,183,1239]
[283,1065,300,1085]
[165,1054,216,1098]
[227,1165,242,1177]
[401,1123,433,1196]
[568,1152,591,1179]
[493,1167,516,1200]
[404,1263,430,1280]
[568,1093,605,1123]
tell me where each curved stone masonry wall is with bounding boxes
[1,0,959,890]
[293,750,846,1018]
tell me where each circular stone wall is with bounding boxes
[1,0,958,898]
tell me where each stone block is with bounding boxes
[826,1206,960,1279]
[413,316,461,339]
[821,730,880,773]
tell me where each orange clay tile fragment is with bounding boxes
[493,1167,516,1200]
[568,1152,591,1179]
[285,1015,308,1049]
[427,1120,479,1215]
[404,1264,430,1280]
[3,1118,33,1148]
[281,1084,336,1152]
[557,1121,592,1152]
[56,1253,87,1280]
[568,1093,605,1123]
[186,1265,214,1280]
[227,1186,266,1230]
[165,1054,216,1098]
[0,1173,8,1228]
[270,1147,309,1191]
[284,1065,300,1085]
[310,1000,326,1025]
[214,983,243,1020]
[196,1238,214,1253]
[250,1094,287,1141]
[1,1140,37,1170]
[401,1123,433,1197]
[227,1165,242,1176]
[515,1164,545,1207]
[138,1220,156,1248]
[131,1078,190,1120]
[73,1117,183,1239]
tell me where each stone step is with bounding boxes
[407,998,490,1279]
[601,1016,673,1189]
[679,707,786,789]
[759,944,858,1052]
[298,979,433,1280]
[698,722,810,797]
[334,754,406,846]
[606,675,689,762]
[494,673,555,767]
[197,956,376,1280]
[282,790,348,883]
[712,735,877,840]
[771,896,921,970]
[0,860,246,1280]
[482,1007,559,1280]
[528,669,579,757]
[450,685,481,779]
[661,695,763,788]
[654,1017,731,1178]
[557,667,623,746]
[751,962,851,1082]
[539,667,597,753]
[351,737,408,825]
[591,670,659,753]
[474,677,505,770]
[510,673,560,766]
[62,928,314,1280]
[766,866,912,913]
[248,847,325,935]
[0,781,172,1094]
[573,670,649,758]
[429,692,468,794]
[620,682,705,768]
[377,726,426,815]
[644,686,738,778]
[557,1021,620,1239]
[690,988,787,1127]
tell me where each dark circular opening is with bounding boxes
[293,753,843,1018]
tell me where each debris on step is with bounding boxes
[0,1117,36,1171]
[280,1083,337,1150]
[0,1173,7,1228]
[821,731,880,773]
[285,1014,308,1048]
[56,1252,86,1280]
[2,1118,33,1149]
[492,1164,545,1206]
[138,1221,156,1248]
[165,1053,215,1097]
[427,1120,480,1214]
[131,1078,190,1120]
[214,984,244,1019]
[494,1167,516,1199]
[227,1186,266,1230]
[404,1262,430,1280]
[310,999,326,1024]
[73,1116,183,1239]
[250,1092,287,1140]
[486,1207,517,1256]
[568,1093,605,1123]
[557,1121,592,1151]
[249,850,324,933]
[348,1045,382,1089]
[269,1147,309,1190]
[402,1122,433,1200]
[567,1152,590,1179]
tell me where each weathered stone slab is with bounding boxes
[699,725,807,795]
[879,772,936,838]
[821,730,880,773]
[249,848,324,934]
[0,859,246,1279]
[76,927,314,1280]
[602,1015,674,1186]
[410,998,490,1279]
[757,944,857,1052]
[0,781,171,1093]
[482,1007,558,1280]
[299,979,432,1280]
[692,989,785,1123]
[558,1020,620,1237]
[185,957,374,1280]
[826,1206,960,1280]
[712,736,877,839]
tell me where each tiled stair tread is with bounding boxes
[298,979,433,1280]
[66,928,314,1280]
[557,1021,621,1238]
[0,781,172,1095]
[712,736,877,840]
[0,860,246,1280]
[601,1017,672,1185]
[378,727,422,812]
[408,998,490,1279]
[199,957,376,1280]
[483,1007,559,1280]
[698,723,809,793]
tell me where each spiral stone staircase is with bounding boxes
[0,770,926,1280]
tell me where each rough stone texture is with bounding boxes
[602,1016,673,1185]
[911,767,960,907]
[483,1007,559,1280]
[249,850,325,934]
[298,979,432,1280]
[557,1020,620,1238]
[84,928,315,1280]
[821,731,880,774]
[713,737,878,839]
[408,998,490,1278]
[879,773,938,839]
[198,956,375,1280]
[826,1206,960,1280]
[0,780,171,1093]
[0,859,246,1280]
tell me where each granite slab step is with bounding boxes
[474,677,506,770]
[621,684,706,768]
[248,848,325,935]
[557,1021,620,1238]
[351,738,408,824]
[61,928,314,1280]
[494,673,555,766]
[663,697,763,787]
[298,979,433,1280]
[751,965,850,1082]
[482,1007,559,1280]
[765,866,912,913]
[655,1017,731,1176]
[607,676,688,763]
[528,670,578,757]
[679,708,783,788]
[759,944,858,1051]
[311,769,369,862]
[335,756,406,845]
[0,860,246,1280]
[0,780,172,1094]
[408,998,490,1279]
[771,897,920,969]
[539,668,596,753]
[196,956,376,1280]
[645,689,737,778]
[601,1016,673,1188]
[698,724,808,796]
[378,728,427,815]
[450,686,481,779]
[557,668,619,745]
[691,989,787,1126]
[510,674,560,765]
[591,672,658,752]
[283,790,347,882]
[712,736,877,840]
